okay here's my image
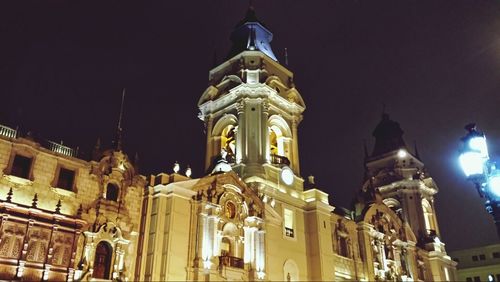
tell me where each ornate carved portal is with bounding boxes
[78,222,129,281]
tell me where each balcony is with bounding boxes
[0,124,17,139]
[219,255,244,269]
[43,140,79,157]
[271,154,290,166]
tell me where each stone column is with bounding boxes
[291,118,300,174]
[261,100,270,163]
[204,115,214,171]
[255,230,266,278]
[236,101,246,164]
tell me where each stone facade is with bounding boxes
[0,130,146,281]
[0,6,458,282]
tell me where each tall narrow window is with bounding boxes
[284,208,295,238]
[106,183,119,202]
[57,168,75,191]
[11,155,32,179]
[338,237,349,257]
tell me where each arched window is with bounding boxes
[93,241,112,279]
[268,115,292,166]
[106,183,119,202]
[270,126,284,156]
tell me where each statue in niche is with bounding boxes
[372,239,381,264]
[224,127,236,158]
[400,248,409,275]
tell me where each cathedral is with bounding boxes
[0,6,457,282]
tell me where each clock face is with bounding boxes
[281,167,294,185]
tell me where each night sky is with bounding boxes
[1,1,500,251]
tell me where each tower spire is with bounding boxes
[284,47,289,66]
[115,88,126,151]
[363,139,369,159]
[414,140,421,160]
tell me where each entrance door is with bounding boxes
[93,241,112,279]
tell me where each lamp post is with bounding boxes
[458,123,500,238]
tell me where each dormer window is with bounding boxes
[11,154,32,179]
[106,183,119,201]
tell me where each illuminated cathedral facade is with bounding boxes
[0,7,456,281]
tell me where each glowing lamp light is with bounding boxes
[397,149,407,158]
[173,161,180,173]
[469,136,489,157]
[459,152,487,177]
[459,125,490,178]
[488,174,500,198]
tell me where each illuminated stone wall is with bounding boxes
[0,135,146,281]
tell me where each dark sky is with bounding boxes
[1,1,500,251]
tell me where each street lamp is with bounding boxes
[458,123,500,238]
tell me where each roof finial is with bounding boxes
[115,89,126,151]
[55,199,62,214]
[284,47,289,66]
[6,187,13,203]
[414,140,421,160]
[363,139,369,159]
[31,193,38,208]
[212,49,218,68]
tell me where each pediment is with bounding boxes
[192,171,264,217]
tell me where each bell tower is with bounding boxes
[198,6,305,191]
[359,113,442,244]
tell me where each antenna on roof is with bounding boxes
[115,88,126,151]
[118,88,125,131]
[284,47,289,66]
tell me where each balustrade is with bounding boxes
[0,124,17,138]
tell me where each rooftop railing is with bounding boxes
[0,124,17,139]
[219,255,244,269]
[44,140,79,157]
[271,154,290,166]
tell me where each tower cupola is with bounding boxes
[227,6,277,61]
[371,113,407,157]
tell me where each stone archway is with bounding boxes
[93,241,112,279]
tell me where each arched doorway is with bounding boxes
[93,241,112,279]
